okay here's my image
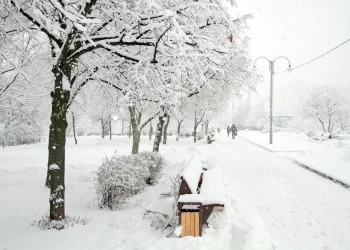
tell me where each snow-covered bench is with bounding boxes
[207,132,215,144]
[177,155,225,237]
[313,132,332,140]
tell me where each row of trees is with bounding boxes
[1,0,256,222]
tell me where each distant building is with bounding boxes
[110,115,129,135]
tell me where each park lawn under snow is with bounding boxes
[1,134,350,250]
[0,135,272,250]
[239,131,350,185]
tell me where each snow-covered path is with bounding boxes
[217,136,350,250]
[0,135,349,250]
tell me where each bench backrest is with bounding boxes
[179,155,202,196]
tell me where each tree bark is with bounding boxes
[45,66,70,221]
[149,123,153,141]
[176,120,183,141]
[153,114,166,152]
[128,122,131,138]
[72,111,77,145]
[101,117,105,139]
[204,120,209,135]
[317,118,326,132]
[109,118,112,140]
[327,116,332,133]
[194,123,198,143]
[129,106,141,154]
[162,115,170,144]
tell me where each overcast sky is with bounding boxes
[237,0,350,116]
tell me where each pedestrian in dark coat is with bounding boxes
[231,124,237,139]
[226,125,231,137]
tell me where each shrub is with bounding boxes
[95,152,165,208]
[2,122,42,142]
[138,151,166,185]
[184,130,192,138]
[196,131,204,140]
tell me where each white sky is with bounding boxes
[237,0,350,116]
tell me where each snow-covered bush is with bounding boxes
[2,122,43,143]
[95,154,149,208]
[196,131,204,140]
[144,172,182,236]
[95,152,165,208]
[181,129,192,138]
[306,131,314,138]
[138,151,166,185]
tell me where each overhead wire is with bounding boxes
[275,38,350,74]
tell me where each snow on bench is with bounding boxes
[178,157,225,237]
[200,170,226,203]
[179,169,226,206]
[178,194,225,206]
[179,155,202,195]
[207,132,215,144]
[313,132,332,140]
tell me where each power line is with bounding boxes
[276,38,350,74]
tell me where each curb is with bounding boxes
[240,136,350,190]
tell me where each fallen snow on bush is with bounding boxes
[95,151,165,208]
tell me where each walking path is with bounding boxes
[217,136,350,250]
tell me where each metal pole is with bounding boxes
[269,61,274,144]
[254,55,291,145]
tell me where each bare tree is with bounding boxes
[302,85,348,133]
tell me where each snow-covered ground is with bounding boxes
[239,131,350,185]
[0,134,349,249]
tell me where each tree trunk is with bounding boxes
[45,66,70,221]
[317,118,326,132]
[176,120,183,141]
[72,112,77,145]
[193,121,198,143]
[132,129,141,154]
[163,115,170,144]
[129,106,141,154]
[205,120,209,135]
[330,122,335,134]
[153,114,166,152]
[109,118,112,140]
[327,116,332,133]
[128,123,131,138]
[101,118,105,139]
[149,123,153,141]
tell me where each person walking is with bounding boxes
[226,125,231,137]
[231,124,237,139]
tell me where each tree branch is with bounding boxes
[151,24,171,64]
[10,1,62,46]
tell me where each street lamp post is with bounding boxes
[254,56,291,144]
